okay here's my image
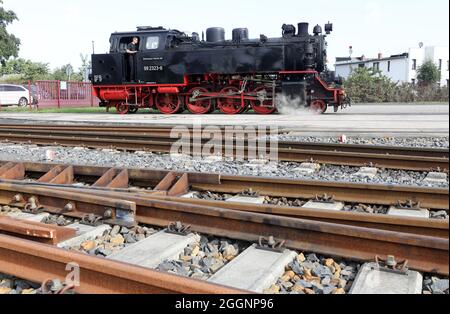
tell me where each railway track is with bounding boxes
[1,159,447,260]
[1,160,448,209]
[0,173,448,294]
[0,182,448,295]
[0,124,448,171]
[0,135,448,294]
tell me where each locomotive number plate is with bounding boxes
[144,66,164,71]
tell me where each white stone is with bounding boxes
[170,153,192,161]
[424,172,448,184]
[101,149,119,153]
[58,224,111,248]
[226,196,266,205]
[350,262,423,294]
[388,207,430,219]
[203,155,223,163]
[208,244,297,293]
[107,230,198,269]
[353,167,378,179]
[293,163,321,175]
[247,159,269,165]
[302,200,345,211]
[6,212,50,222]
[180,192,198,199]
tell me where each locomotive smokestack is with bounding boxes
[298,23,309,36]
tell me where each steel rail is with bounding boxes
[0,235,246,294]
[1,124,448,157]
[1,160,448,210]
[129,194,450,239]
[0,180,447,275]
[0,124,277,137]
[3,177,448,239]
[196,175,449,210]
[0,129,447,171]
[0,182,138,227]
[127,196,450,275]
[2,187,447,275]
[35,184,448,239]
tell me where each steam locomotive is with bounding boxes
[91,22,350,114]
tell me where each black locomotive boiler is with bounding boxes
[91,22,349,114]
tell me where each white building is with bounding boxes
[335,46,449,86]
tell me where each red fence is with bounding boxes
[36,81,98,108]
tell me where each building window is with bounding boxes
[358,64,365,68]
[439,59,442,70]
[411,79,416,85]
[373,62,380,71]
[387,61,391,72]
[412,59,417,70]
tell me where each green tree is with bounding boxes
[343,67,397,103]
[78,54,91,82]
[417,59,441,86]
[0,58,50,81]
[0,0,20,62]
[52,64,82,81]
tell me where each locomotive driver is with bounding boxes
[126,37,139,82]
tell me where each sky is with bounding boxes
[3,0,449,70]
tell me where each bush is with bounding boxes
[417,59,441,86]
[344,67,448,103]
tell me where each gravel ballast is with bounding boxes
[0,274,41,295]
[270,136,449,148]
[0,143,448,188]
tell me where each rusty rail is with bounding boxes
[129,194,450,239]
[131,197,449,275]
[0,126,447,171]
[0,216,76,245]
[0,182,137,227]
[199,175,449,210]
[0,183,448,275]
[0,234,246,294]
[6,184,443,275]
[1,186,447,275]
[5,178,446,239]
[1,161,448,210]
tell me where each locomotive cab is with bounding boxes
[93,29,188,86]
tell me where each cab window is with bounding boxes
[146,36,160,50]
[117,37,138,53]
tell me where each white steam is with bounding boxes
[275,94,317,115]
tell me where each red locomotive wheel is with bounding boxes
[250,87,277,114]
[310,100,327,114]
[186,87,212,114]
[116,103,129,115]
[156,94,181,115]
[217,87,245,115]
